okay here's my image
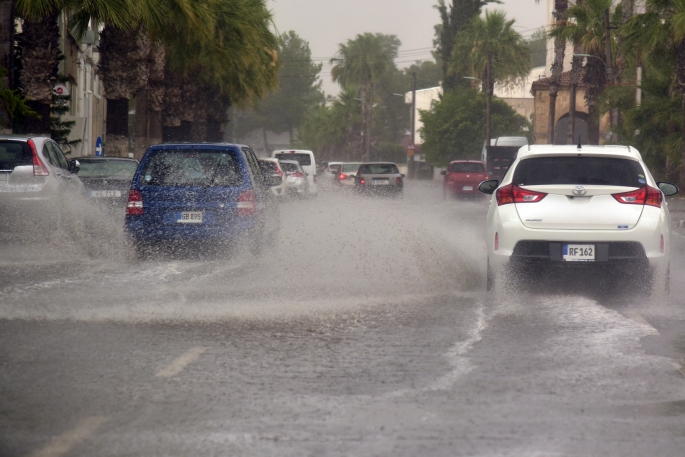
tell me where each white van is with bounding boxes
[272,149,317,195]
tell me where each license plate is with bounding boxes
[563,244,595,261]
[89,190,121,198]
[372,179,389,185]
[177,211,203,223]
[462,185,473,191]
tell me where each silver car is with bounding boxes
[0,136,84,236]
[280,159,309,197]
[354,162,404,196]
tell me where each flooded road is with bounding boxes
[2,183,685,456]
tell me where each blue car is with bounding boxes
[124,143,280,255]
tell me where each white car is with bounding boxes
[279,160,309,197]
[479,145,678,293]
[272,149,317,195]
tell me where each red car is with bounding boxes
[441,160,488,198]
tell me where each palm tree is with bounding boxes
[623,0,685,185]
[451,10,530,145]
[331,33,397,161]
[548,0,569,144]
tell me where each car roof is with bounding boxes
[518,145,642,161]
[359,162,398,165]
[273,149,313,154]
[448,160,485,164]
[0,135,50,142]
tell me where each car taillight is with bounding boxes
[612,186,662,208]
[359,178,365,185]
[237,190,257,216]
[339,173,347,180]
[290,171,304,178]
[126,190,143,215]
[496,183,547,206]
[494,232,499,251]
[313,174,317,183]
[276,167,283,177]
[396,176,403,186]
[28,139,49,176]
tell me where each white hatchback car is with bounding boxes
[479,145,678,293]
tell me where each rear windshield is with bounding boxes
[342,163,361,172]
[280,162,300,173]
[275,153,312,166]
[0,141,32,171]
[329,164,341,171]
[77,159,138,178]
[140,149,243,187]
[359,163,400,174]
[451,162,484,173]
[259,161,277,173]
[513,157,645,187]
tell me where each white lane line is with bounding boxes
[155,346,207,378]
[624,311,657,332]
[30,416,108,457]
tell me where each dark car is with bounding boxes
[70,156,138,211]
[124,144,280,256]
[354,162,404,196]
[441,160,488,198]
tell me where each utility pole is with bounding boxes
[409,72,417,179]
[485,53,492,148]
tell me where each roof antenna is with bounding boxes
[577,135,582,149]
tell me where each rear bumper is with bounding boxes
[445,182,482,194]
[124,216,257,241]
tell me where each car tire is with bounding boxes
[487,259,495,292]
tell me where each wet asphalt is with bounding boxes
[2,183,685,456]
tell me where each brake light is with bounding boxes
[339,173,347,180]
[290,171,304,178]
[28,139,49,176]
[612,186,662,208]
[126,190,143,215]
[276,167,283,177]
[496,183,547,206]
[396,176,403,186]
[360,178,365,185]
[237,190,257,216]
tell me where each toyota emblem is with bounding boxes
[572,185,587,196]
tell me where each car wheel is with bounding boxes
[487,259,495,292]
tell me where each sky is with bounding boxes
[267,0,550,96]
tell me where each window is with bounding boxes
[0,141,32,171]
[512,157,646,187]
[358,163,400,174]
[77,160,139,178]
[342,163,361,173]
[141,149,243,187]
[451,162,485,173]
[274,153,312,166]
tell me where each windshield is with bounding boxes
[342,163,361,172]
[513,157,645,187]
[140,149,243,187]
[358,163,400,174]
[0,141,31,171]
[77,159,139,178]
[451,162,485,173]
[275,153,311,166]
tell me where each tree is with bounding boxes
[547,0,569,144]
[419,87,530,166]
[331,33,398,160]
[435,0,492,92]
[238,30,324,145]
[527,28,547,68]
[622,0,685,184]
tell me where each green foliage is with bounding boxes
[330,33,399,89]
[51,74,81,150]
[527,28,547,68]
[0,67,37,127]
[375,142,407,163]
[419,87,530,167]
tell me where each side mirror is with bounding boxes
[440,170,447,175]
[478,179,499,195]
[68,159,80,173]
[400,174,405,178]
[657,182,679,196]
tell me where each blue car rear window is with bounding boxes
[140,149,243,187]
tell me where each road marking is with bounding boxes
[624,311,657,332]
[155,346,207,378]
[30,416,108,457]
